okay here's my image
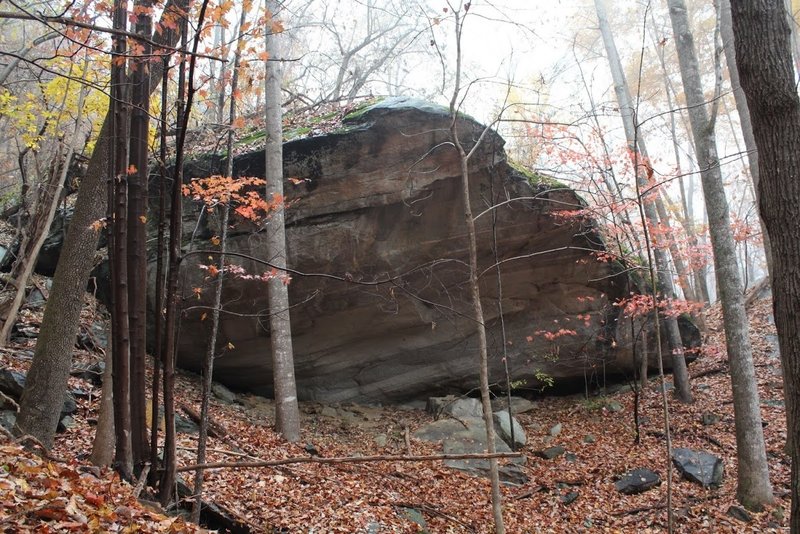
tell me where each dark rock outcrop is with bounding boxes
[170,97,694,402]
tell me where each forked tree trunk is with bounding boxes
[669,0,773,510]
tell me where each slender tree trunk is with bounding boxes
[109,0,133,480]
[264,1,301,443]
[128,0,153,473]
[730,0,800,525]
[13,0,185,450]
[669,0,773,510]
[594,0,692,403]
[192,4,246,522]
[448,8,505,533]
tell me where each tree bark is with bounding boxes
[90,344,115,467]
[264,1,301,443]
[730,0,800,524]
[669,0,773,510]
[13,0,185,451]
[594,0,693,403]
[127,0,153,472]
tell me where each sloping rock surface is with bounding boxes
[173,97,667,402]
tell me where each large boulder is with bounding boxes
[171,97,693,402]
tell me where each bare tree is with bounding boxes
[668,0,773,510]
[265,0,300,443]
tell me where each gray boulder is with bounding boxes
[614,468,661,494]
[427,396,482,418]
[672,448,724,487]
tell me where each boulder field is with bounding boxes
[173,97,698,402]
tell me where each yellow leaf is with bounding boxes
[211,236,221,246]
[200,312,207,321]
[227,342,235,350]
[139,215,147,223]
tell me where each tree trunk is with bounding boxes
[127,0,153,472]
[13,0,185,450]
[192,4,246,521]
[730,0,800,524]
[594,0,692,403]
[264,1,301,443]
[109,0,133,479]
[90,344,115,467]
[669,0,773,510]
[448,9,505,533]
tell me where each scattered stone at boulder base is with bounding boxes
[491,396,537,414]
[0,368,26,398]
[212,382,239,404]
[57,415,75,433]
[415,416,527,485]
[175,414,199,435]
[606,400,623,412]
[672,448,724,487]
[661,381,675,392]
[427,396,482,419]
[25,287,46,307]
[60,394,77,417]
[614,468,661,495]
[374,434,388,448]
[583,434,596,444]
[493,409,527,448]
[397,400,427,411]
[0,410,16,431]
[565,452,578,463]
[561,491,579,505]
[398,507,428,533]
[70,387,92,400]
[536,446,566,460]
[761,399,784,408]
[168,97,700,402]
[12,325,38,339]
[70,360,105,386]
[76,322,108,351]
[727,505,752,523]
[701,412,721,426]
[320,406,338,418]
[239,394,274,422]
[550,423,562,437]
[304,443,320,456]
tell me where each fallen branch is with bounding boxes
[691,366,727,379]
[612,502,667,516]
[176,451,524,473]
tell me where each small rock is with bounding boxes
[565,452,578,463]
[726,505,752,523]
[427,396,482,418]
[536,446,565,460]
[561,491,579,505]
[606,400,623,412]
[61,394,77,417]
[0,410,16,432]
[672,448,724,487]
[175,414,199,435]
[57,415,75,433]
[374,434,388,448]
[211,382,238,404]
[0,369,26,398]
[398,507,428,533]
[701,412,721,426]
[320,406,338,418]
[493,410,527,448]
[491,396,537,414]
[583,434,596,444]
[614,468,661,495]
[549,423,562,437]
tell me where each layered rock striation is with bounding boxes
[174,97,689,402]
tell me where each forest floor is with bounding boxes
[0,287,791,533]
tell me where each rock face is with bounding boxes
[174,97,694,402]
